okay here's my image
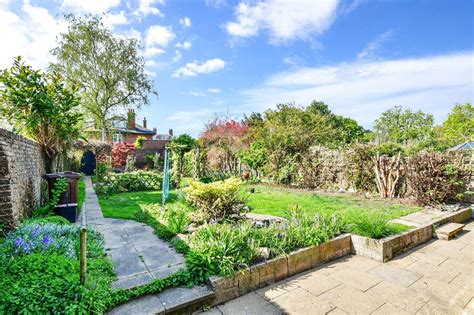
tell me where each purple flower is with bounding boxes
[42,235,51,249]
[33,225,41,237]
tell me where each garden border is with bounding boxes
[351,207,472,262]
[207,207,472,306]
[208,234,352,305]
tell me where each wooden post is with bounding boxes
[80,209,87,285]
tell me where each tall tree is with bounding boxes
[51,15,156,141]
[374,106,434,145]
[0,57,82,172]
[441,103,474,146]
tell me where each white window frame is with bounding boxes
[112,133,123,143]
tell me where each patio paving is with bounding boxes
[202,220,474,314]
[80,176,185,289]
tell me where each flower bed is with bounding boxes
[0,220,114,313]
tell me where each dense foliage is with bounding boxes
[186,208,345,277]
[0,222,114,313]
[184,177,247,222]
[440,103,473,147]
[111,142,135,169]
[0,57,82,172]
[406,152,469,205]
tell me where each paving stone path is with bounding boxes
[202,220,474,314]
[80,176,185,290]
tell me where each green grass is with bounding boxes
[78,179,85,211]
[247,185,420,219]
[98,190,187,220]
[247,185,421,238]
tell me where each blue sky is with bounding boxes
[0,0,473,136]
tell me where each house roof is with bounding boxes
[115,124,156,135]
[447,141,474,151]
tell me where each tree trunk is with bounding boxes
[101,127,107,142]
[46,155,57,173]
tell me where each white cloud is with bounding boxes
[189,90,206,97]
[143,47,165,58]
[172,58,226,78]
[225,0,339,43]
[0,3,67,70]
[242,52,474,127]
[357,30,394,60]
[61,0,120,14]
[207,88,221,93]
[172,50,182,62]
[135,0,164,17]
[179,17,191,28]
[145,25,175,47]
[145,59,156,67]
[118,28,142,41]
[176,41,192,50]
[205,0,227,8]
[103,11,129,29]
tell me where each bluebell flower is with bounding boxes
[41,235,51,250]
[33,225,41,237]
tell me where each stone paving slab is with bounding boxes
[80,177,185,290]
[203,220,474,315]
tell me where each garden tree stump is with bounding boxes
[373,152,402,198]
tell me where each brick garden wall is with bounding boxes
[0,128,46,227]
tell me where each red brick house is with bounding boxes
[110,109,156,144]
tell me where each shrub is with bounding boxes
[186,223,259,278]
[95,155,112,182]
[406,152,469,205]
[111,142,135,169]
[33,177,68,217]
[184,177,247,222]
[344,211,410,239]
[134,136,146,148]
[254,206,346,256]
[164,209,190,234]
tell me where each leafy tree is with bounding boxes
[169,134,196,185]
[441,103,474,147]
[308,100,365,144]
[239,141,268,176]
[201,118,248,172]
[51,15,156,141]
[0,57,82,172]
[258,103,337,181]
[374,106,434,145]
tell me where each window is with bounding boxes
[113,133,123,143]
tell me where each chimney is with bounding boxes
[169,128,174,137]
[143,117,147,129]
[127,109,136,130]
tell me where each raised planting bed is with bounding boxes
[208,234,351,306]
[351,207,472,262]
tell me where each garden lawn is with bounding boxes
[99,190,185,220]
[248,185,421,219]
[247,185,422,238]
